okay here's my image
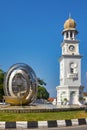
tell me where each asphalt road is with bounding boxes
[5,125,87,130]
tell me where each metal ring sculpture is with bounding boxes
[4,63,38,105]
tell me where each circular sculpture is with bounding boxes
[4,63,38,105]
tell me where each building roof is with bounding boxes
[83,92,87,96]
[64,18,76,29]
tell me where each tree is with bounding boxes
[63,98,68,105]
[0,69,5,101]
[37,78,46,86]
[79,97,85,104]
[37,78,49,99]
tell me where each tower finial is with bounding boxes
[69,12,71,18]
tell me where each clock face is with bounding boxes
[70,63,75,68]
[69,45,75,51]
[70,63,77,68]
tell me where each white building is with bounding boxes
[56,16,84,105]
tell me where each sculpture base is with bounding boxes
[0,104,84,113]
[4,96,31,106]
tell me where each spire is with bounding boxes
[69,12,71,18]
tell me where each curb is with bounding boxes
[0,118,87,129]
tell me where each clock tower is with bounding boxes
[56,17,84,105]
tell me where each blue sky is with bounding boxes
[0,0,87,97]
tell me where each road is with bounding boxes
[5,125,87,130]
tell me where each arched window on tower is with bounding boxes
[70,63,74,73]
[70,67,74,73]
[66,32,68,38]
[70,32,72,39]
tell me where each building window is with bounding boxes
[66,32,68,38]
[70,32,72,38]
[70,63,74,73]
[70,68,74,73]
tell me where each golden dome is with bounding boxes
[64,18,76,29]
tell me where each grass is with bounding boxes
[0,110,87,121]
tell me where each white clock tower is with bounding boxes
[56,17,84,105]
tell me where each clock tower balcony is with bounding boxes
[67,73,78,79]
